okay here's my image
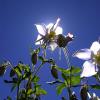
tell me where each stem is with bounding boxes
[63,47,72,99]
[17,82,20,100]
[25,63,44,98]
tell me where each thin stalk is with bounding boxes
[25,63,44,98]
[17,82,20,100]
[63,47,72,99]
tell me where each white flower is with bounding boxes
[35,18,63,51]
[74,41,100,77]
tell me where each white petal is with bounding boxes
[35,35,43,45]
[35,24,46,35]
[53,18,61,30]
[46,23,53,29]
[73,49,92,60]
[81,61,98,77]
[90,41,100,55]
[46,23,53,33]
[49,42,58,51]
[55,26,63,35]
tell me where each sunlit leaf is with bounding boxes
[14,66,22,77]
[56,83,66,95]
[36,88,47,95]
[57,66,81,75]
[71,75,81,85]
[27,89,34,96]
[32,75,40,83]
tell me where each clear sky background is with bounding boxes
[0,0,100,99]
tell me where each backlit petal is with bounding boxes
[73,49,92,60]
[53,18,61,30]
[49,42,58,51]
[35,24,46,35]
[90,41,100,54]
[81,61,98,77]
[35,35,43,45]
[55,26,63,35]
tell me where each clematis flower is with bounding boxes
[35,18,63,51]
[73,41,100,77]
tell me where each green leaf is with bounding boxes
[36,88,47,95]
[71,75,81,85]
[62,74,81,86]
[7,96,12,100]
[56,83,66,95]
[62,73,67,81]
[27,89,34,95]
[38,56,44,62]
[90,84,100,89]
[57,66,81,75]
[14,66,22,77]
[32,75,40,83]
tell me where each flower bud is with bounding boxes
[0,66,6,76]
[31,52,38,65]
[51,65,58,79]
[80,85,88,100]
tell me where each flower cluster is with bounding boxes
[35,18,100,78]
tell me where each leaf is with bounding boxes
[62,74,81,86]
[57,66,81,75]
[90,84,100,89]
[7,96,12,100]
[36,88,47,95]
[38,56,44,62]
[27,89,34,96]
[71,75,81,85]
[32,75,40,83]
[56,83,66,95]
[61,73,67,81]
[14,66,22,77]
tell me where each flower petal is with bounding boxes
[53,18,60,30]
[73,49,92,60]
[46,23,53,33]
[49,42,58,51]
[35,35,43,45]
[81,61,98,77]
[55,26,63,35]
[35,24,46,35]
[90,41,100,55]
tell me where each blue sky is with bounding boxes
[0,0,100,99]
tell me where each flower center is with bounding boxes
[94,50,100,66]
[49,31,56,39]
